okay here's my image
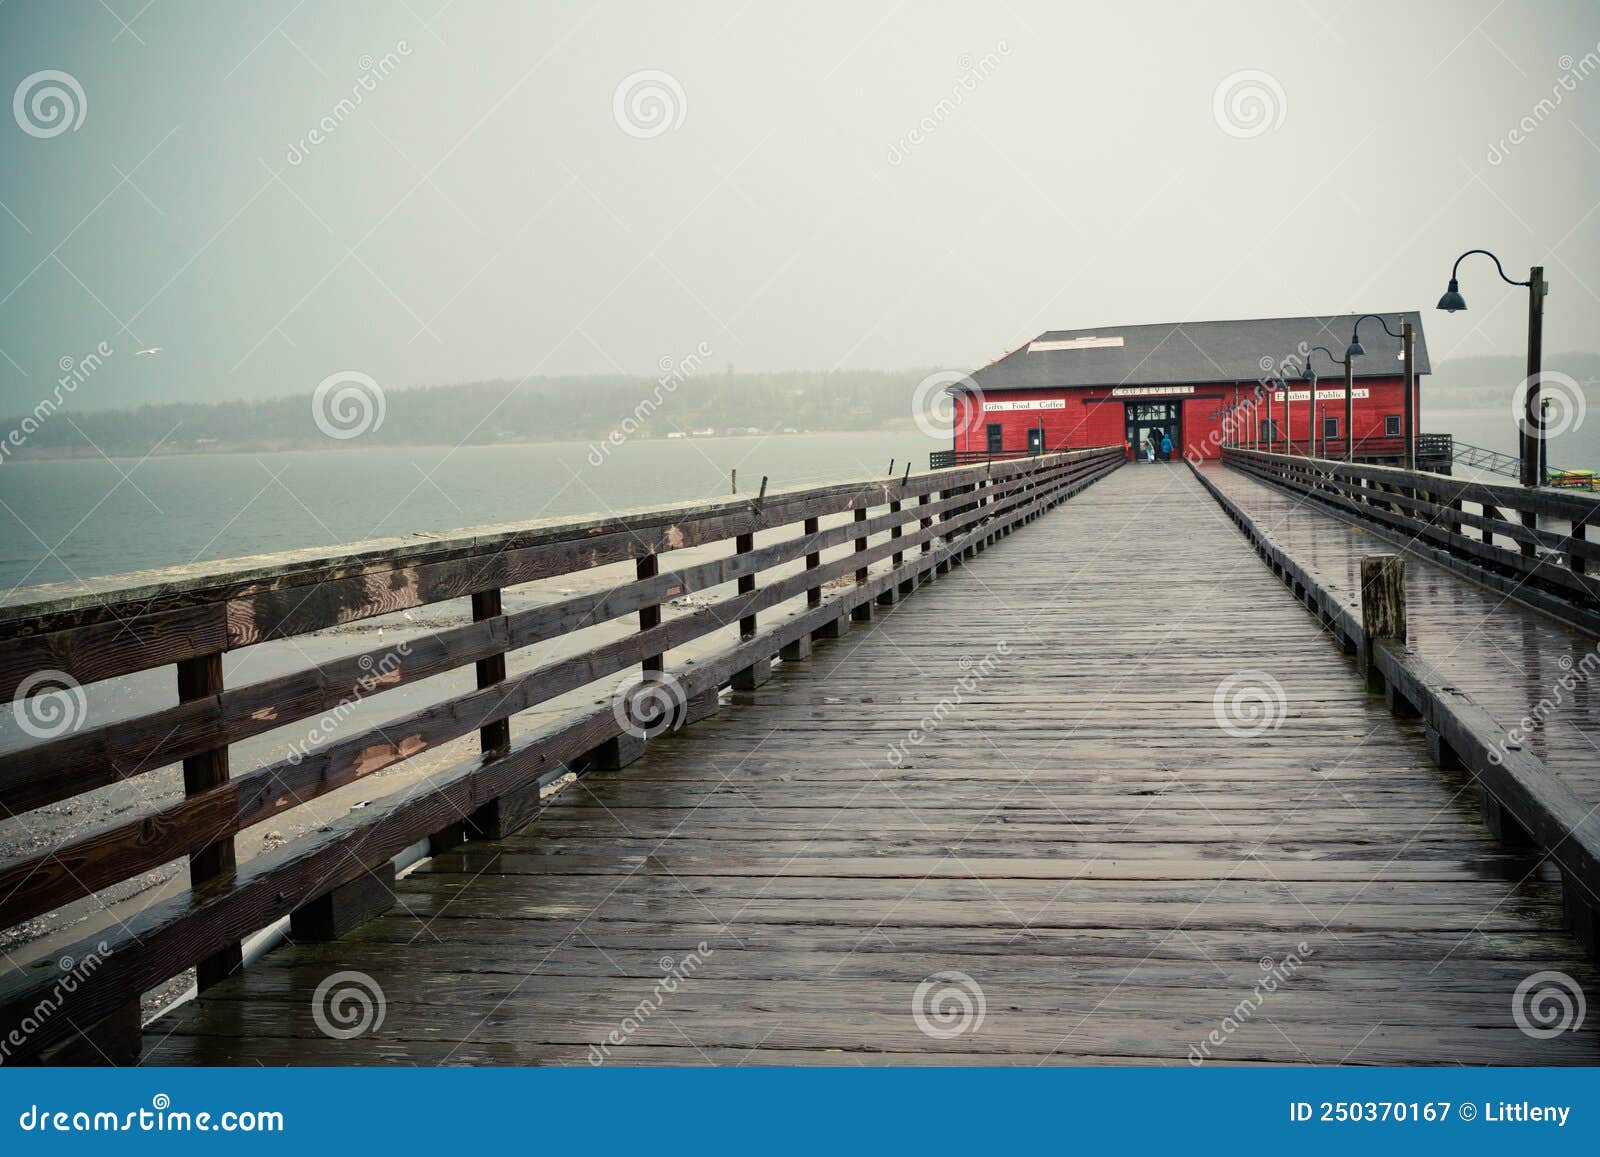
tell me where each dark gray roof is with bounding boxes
[969,312,1431,392]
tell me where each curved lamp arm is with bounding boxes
[1307,344,1344,371]
[1450,248,1531,288]
[1351,312,1401,343]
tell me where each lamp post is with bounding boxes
[1347,313,1413,468]
[1437,249,1547,486]
[1302,346,1345,458]
[1276,376,1292,453]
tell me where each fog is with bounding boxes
[3,0,1599,418]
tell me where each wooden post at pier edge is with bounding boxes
[1359,554,1406,693]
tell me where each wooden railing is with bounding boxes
[1223,447,1600,634]
[1230,433,1453,465]
[0,446,1123,1062]
[930,448,1050,468]
[1192,461,1600,964]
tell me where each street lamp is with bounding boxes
[1302,346,1346,458]
[1273,375,1293,453]
[1437,249,1548,486]
[1349,313,1416,469]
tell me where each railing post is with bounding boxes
[464,587,543,842]
[851,505,873,621]
[783,516,822,662]
[591,553,665,771]
[1574,514,1589,577]
[804,516,821,607]
[1359,554,1406,695]
[177,652,241,992]
[880,498,905,605]
[472,589,511,753]
[733,531,772,688]
[736,533,757,641]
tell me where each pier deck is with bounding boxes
[140,463,1599,1065]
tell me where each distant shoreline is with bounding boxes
[0,425,927,465]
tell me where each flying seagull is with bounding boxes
[134,347,162,357]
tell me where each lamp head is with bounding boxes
[1345,337,1365,359]
[1301,363,1316,383]
[1436,278,1467,312]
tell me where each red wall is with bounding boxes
[954,377,1421,460]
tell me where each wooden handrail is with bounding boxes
[1222,447,1600,633]
[0,446,1123,1062]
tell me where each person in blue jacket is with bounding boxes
[1160,431,1173,461]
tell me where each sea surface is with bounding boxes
[0,430,945,592]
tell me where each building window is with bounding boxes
[1259,418,1277,444]
[1323,415,1339,439]
[986,423,1003,454]
[1384,414,1401,437]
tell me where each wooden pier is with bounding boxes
[3,450,1599,1065]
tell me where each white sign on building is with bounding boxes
[982,399,1067,412]
[1272,388,1371,402]
[1111,385,1196,397]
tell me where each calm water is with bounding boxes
[0,431,944,592]
[1428,405,1600,472]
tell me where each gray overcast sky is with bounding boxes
[2,0,1599,413]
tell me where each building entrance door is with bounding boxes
[1124,401,1182,461]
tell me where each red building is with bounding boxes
[948,313,1432,465]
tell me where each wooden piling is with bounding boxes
[1359,554,1405,693]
